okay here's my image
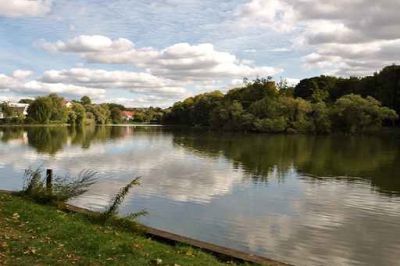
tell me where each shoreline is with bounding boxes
[0,123,398,136]
[0,189,289,266]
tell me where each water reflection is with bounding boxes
[172,131,400,196]
[0,126,399,265]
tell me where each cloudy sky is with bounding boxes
[0,0,399,107]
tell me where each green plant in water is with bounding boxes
[21,167,97,204]
[100,177,147,223]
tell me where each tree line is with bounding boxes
[26,94,116,125]
[163,65,400,134]
[1,94,165,125]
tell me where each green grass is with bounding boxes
[0,193,252,266]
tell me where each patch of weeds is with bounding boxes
[18,167,97,204]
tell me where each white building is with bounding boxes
[8,103,29,116]
[0,102,29,118]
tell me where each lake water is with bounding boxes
[1,126,399,265]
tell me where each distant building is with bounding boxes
[8,103,29,116]
[121,111,135,121]
[0,102,29,118]
[63,100,73,108]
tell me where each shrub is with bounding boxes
[99,177,147,224]
[20,167,97,204]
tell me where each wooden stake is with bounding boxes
[46,169,53,193]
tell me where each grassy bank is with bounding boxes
[0,193,251,266]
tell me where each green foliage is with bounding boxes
[105,102,125,111]
[294,75,338,101]
[18,98,34,104]
[80,95,92,106]
[294,65,400,115]
[331,94,398,133]
[20,167,97,204]
[100,177,146,223]
[164,91,224,126]
[85,104,110,124]
[26,97,53,123]
[210,101,249,130]
[132,107,165,123]
[0,103,14,117]
[48,93,69,122]
[27,94,68,124]
[71,102,86,125]
[254,117,287,133]
[311,102,332,133]
[165,76,398,134]
[0,193,238,266]
[110,107,123,124]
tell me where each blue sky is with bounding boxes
[0,0,399,107]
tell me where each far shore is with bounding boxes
[0,123,163,127]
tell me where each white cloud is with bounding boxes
[237,0,400,75]
[40,68,186,97]
[40,35,283,81]
[236,0,297,32]
[0,68,188,106]
[12,70,34,79]
[0,70,104,97]
[0,0,52,17]
[22,81,104,97]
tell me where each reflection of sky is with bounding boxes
[1,127,400,266]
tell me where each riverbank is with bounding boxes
[0,192,254,266]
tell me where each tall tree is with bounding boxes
[80,96,92,106]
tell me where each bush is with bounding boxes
[254,117,287,133]
[331,94,398,133]
[20,167,97,204]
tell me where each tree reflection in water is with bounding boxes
[1,126,399,196]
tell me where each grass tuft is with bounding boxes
[19,167,97,204]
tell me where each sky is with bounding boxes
[0,0,399,107]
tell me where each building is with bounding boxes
[8,103,29,116]
[63,100,73,108]
[0,102,29,118]
[121,111,135,121]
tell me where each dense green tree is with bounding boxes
[163,91,223,126]
[80,96,92,106]
[27,97,53,123]
[18,99,34,104]
[294,76,338,101]
[210,101,251,131]
[48,93,68,122]
[331,94,398,133]
[67,110,77,125]
[26,94,68,124]
[311,102,331,133]
[373,65,400,114]
[72,103,86,125]
[106,103,125,111]
[226,78,278,108]
[294,65,400,115]
[0,103,14,118]
[110,108,123,124]
[85,104,110,125]
[164,75,399,134]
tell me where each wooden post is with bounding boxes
[46,169,53,194]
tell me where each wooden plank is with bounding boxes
[63,203,290,265]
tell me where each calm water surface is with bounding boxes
[1,126,399,265]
